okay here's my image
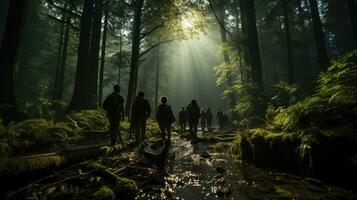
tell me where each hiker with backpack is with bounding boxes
[186,100,200,139]
[131,91,151,145]
[103,85,125,145]
[156,96,176,142]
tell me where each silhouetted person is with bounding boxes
[206,107,213,132]
[186,100,200,139]
[156,96,176,142]
[178,107,187,132]
[131,91,151,145]
[217,109,224,130]
[200,109,206,132]
[103,85,125,145]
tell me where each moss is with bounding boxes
[62,110,108,131]
[94,186,115,200]
[3,119,81,156]
[0,154,64,177]
[274,186,298,198]
[210,143,230,152]
[88,162,139,199]
[99,144,123,156]
[113,177,139,200]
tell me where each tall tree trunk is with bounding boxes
[282,0,294,82]
[238,0,247,34]
[125,0,144,117]
[154,46,160,114]
[118,29,122,85]
[216,1,237,116]
[67,0,94,111]
[308,0,330,71]
[53,18,65,100]
[53,9,70,101]
[98,6,108,105]
[0,0,29,107]
[346,0,357,48]
[88,0,103,108]
[243,0,263,87]
[57,16,70,101]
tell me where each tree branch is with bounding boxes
[207,0,233,37]
[140,20,165,40]
[139,40,173,58]
[121,0,135,7]
[47,14,80,31]
[46,0,82,18]
[67,0,83,15]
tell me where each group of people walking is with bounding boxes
[103,84,228,146]
[178,102,228,137]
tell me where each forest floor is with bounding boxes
[3,129,357,200]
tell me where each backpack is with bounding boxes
[157,104,175,123]
[103,93,122,113]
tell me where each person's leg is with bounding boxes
[141,119,147,142]
[188,121,193,138]
[134,120,140,145]
[117,121,124,146]
[193,120,198,138]
[167,125,171,141]
[159,123,166,141]
[111,122,119,145]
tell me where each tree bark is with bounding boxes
[308,0,330,71]
[154,46,160,114]
[98,6,108,105]
[88,0,103,108]
[346,0,357,48]
[53,17,65,100]
[57,15,70,100]
[0,0,29,107]
[67,0,94,111]
[125,0,144,117]
[282,0,294,82]
[243,0,263,87]
[53,7,70,101]
[217,1,237,116]
[118,29,123,86]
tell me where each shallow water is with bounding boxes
[136,132,357,200]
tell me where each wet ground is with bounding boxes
[137,131,357,200]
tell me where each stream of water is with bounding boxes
[136,132,357,200]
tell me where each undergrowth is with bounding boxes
[232,50,357,177]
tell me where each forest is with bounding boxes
[0,0,357,199]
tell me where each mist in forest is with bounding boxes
[1,0,357,199]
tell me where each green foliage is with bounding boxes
[233,51,357,176]
[273,50,357,132]
[94,186,115,200]
[23,98,68,120]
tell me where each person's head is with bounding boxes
[191,99,197,105]
[113,85,120,93]
[138,91,145,98]
[161,96,168,104]
[201,109,205,113]
[207,106,211,110]
[182,107,185,110]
